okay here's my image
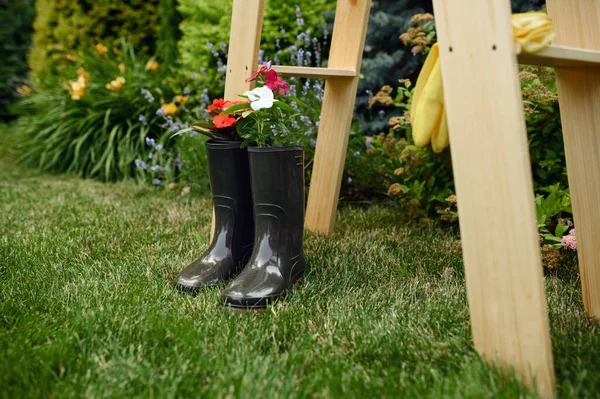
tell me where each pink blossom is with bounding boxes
[245,61,273,83]
[264,69,290,95]
[561,229,577,251]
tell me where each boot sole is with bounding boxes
[222,278,303,311]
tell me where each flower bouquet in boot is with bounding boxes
[173,97,255,293]
[216,62,307,309]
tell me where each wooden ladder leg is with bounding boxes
[432,1,556,397]
[546,0,600,319]
[210,0,265,240]
[304,0,371,234]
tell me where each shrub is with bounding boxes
[15,41,189,182]
[28,0,167,81]
[0,0,36,121]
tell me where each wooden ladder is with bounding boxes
[222,0,371,235]
[432,0,600,398]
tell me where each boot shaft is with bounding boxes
[248,146,305,259]
[205,140,254,261]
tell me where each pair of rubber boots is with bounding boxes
[174,140,305,310]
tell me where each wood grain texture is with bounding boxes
[304,0,371,234]
[518,44,600,67]
[431,0,555,397]
[546,0,600,319]
[224,0,265,101]
[271,66,356,79]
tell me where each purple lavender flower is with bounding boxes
[150,165,162,172]
[138,114,147,125]
[148,153,154,160]
[300,115,312,126]
[152,178,162,186]
[135,159,147,170]
[155,144,164,152]
[145,137,156,147]
[354,151,360,157]
[141,88,155,103]
[183,87,190,95]
[378,110,386,119]
[347,177,352,184]
[309,139,316,147]
[156,108,166,117]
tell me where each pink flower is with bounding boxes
[561,229,577,251]
[264,69,290,95]
[245,61,273,83]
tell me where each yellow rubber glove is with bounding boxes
[512,12,556,53]
[411,12,555,152]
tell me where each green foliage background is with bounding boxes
[28,0,165,81]
[177,0,334,77]
[0,0,36,121]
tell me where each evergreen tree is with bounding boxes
[356,0,433,135]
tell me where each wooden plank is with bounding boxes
[271,66,356,79]
[224,0,265,100]
[518,44,600,68]
[304,0,371,234]
[546,0,600,319]
[431,0,556,397]
[210,0,265,240]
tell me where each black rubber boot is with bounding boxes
[221,146,305,309]
[174,140,254,292]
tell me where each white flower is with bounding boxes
[244,86,275,111]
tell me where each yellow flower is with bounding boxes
[119,63,126,73]
[512,12,556,53]
[161,102,177,116]
[145,60,160,71]
[174,95,188,105]
[106,76,126,92]
[76,68,89,84]
[16,85,32,95]
[68,80,86,101]
[66,53,76,62]
[96,43,108,56]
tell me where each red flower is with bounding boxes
[213,114,237,128]
[245,61,273,83]
[207,98,227,112]
[207,98,250,113]
[264,69,290,96]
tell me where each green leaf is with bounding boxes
[555,223,569,238]
[222,103,252,114]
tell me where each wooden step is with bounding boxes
[518,44,600,68]
[271,65,356,79]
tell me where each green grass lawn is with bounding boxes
[1,158,599,398]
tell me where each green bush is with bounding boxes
[15,41,188,182]
[28,0,165,81]
[0,0,36,121]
